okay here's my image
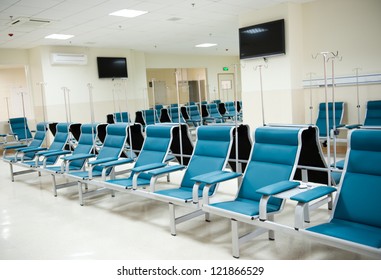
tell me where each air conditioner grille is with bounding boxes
[9,17,51,28]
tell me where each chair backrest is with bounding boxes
[237,126,303,210]
[187,105,201,120]
[364,100,381,126]
[113,112,129,123]
[315,102,344,137]
[225,101,237,114]
[23,122,48,159]
[206,103,222,118]
[45,122,71,165]
[93,123,128,173]
[69,123,98,169]
[155,104,163,111]
[332,129,381,228]
[169,107,185,123]
[181,105,201,122]
[180,125,234,191]
[144,109,159,125]
[9,117,32,141]
[131,125,174,180]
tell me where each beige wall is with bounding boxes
[302,0,381,126]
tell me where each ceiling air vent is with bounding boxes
[9,17,51,28]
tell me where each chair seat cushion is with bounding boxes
[210,197,280,217]
[106,177,150,188]
[155,187,202,202]
[307,218,381,248]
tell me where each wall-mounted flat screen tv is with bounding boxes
[239,19,285,60]
[97,57,128,78]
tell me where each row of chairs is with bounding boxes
[314,100,381,139]
[108,101,242,130]
[2,118,380,259]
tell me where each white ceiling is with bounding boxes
[0,0,313,56]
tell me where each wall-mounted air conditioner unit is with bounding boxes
[50,53,88,65]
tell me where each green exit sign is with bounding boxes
[223,67,229,71]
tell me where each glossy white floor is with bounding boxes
[0,159,376,261]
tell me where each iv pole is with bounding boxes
[312,51,340,187]
[353,67,362,124]
[255,61,268,126]
[122,78,133,159]
[87,83,96,154]
[175,69,183,165]
[197,76,203,126]
[307,72,315,124]
[233,64,239,173]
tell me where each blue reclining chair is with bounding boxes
[135,125,234,236]
[335,100,381,170]
[346,100,381,129]
[181,105,202,127]
[290,128,381,259]
[315,102,345,141]
[135,109,159,129]
[8,122,71,182]
[61,123,131,203]
[222,101,242,121]
[8,117,33,142]
[203,103,226,123]
[80,124,175,205]
[113,112,129,123]
[2,122,48,162]
[168,107,186,124]
[201,126,306,258]
[40,123,98,196]
[144,109,160,125]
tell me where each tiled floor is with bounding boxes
[0,158,376,260]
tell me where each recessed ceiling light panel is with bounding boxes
[45,34,74,40]
[195,43,217,48]
[109,9,148,18]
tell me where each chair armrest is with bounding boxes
[191,170,242,185]
[258,181,300,221]
[195,171,242,205]
[24,147,48,154]
[345,123,362,129]
[146,164,186,177]
[62,153,96,161]
[96,158,134,168]
[38,150,71,158]
[131,162,167,173]
[257,180,300,196]
[3,144,28,150]
[290,186,336,203]
[88,157,119,166]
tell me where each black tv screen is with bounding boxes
[239,19,285,60]
[97,57,128,78]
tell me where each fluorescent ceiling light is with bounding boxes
[195,43,217,48]
[45,34,74,40]
[109,9,148,18]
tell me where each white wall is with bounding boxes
[239,3,304,128]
